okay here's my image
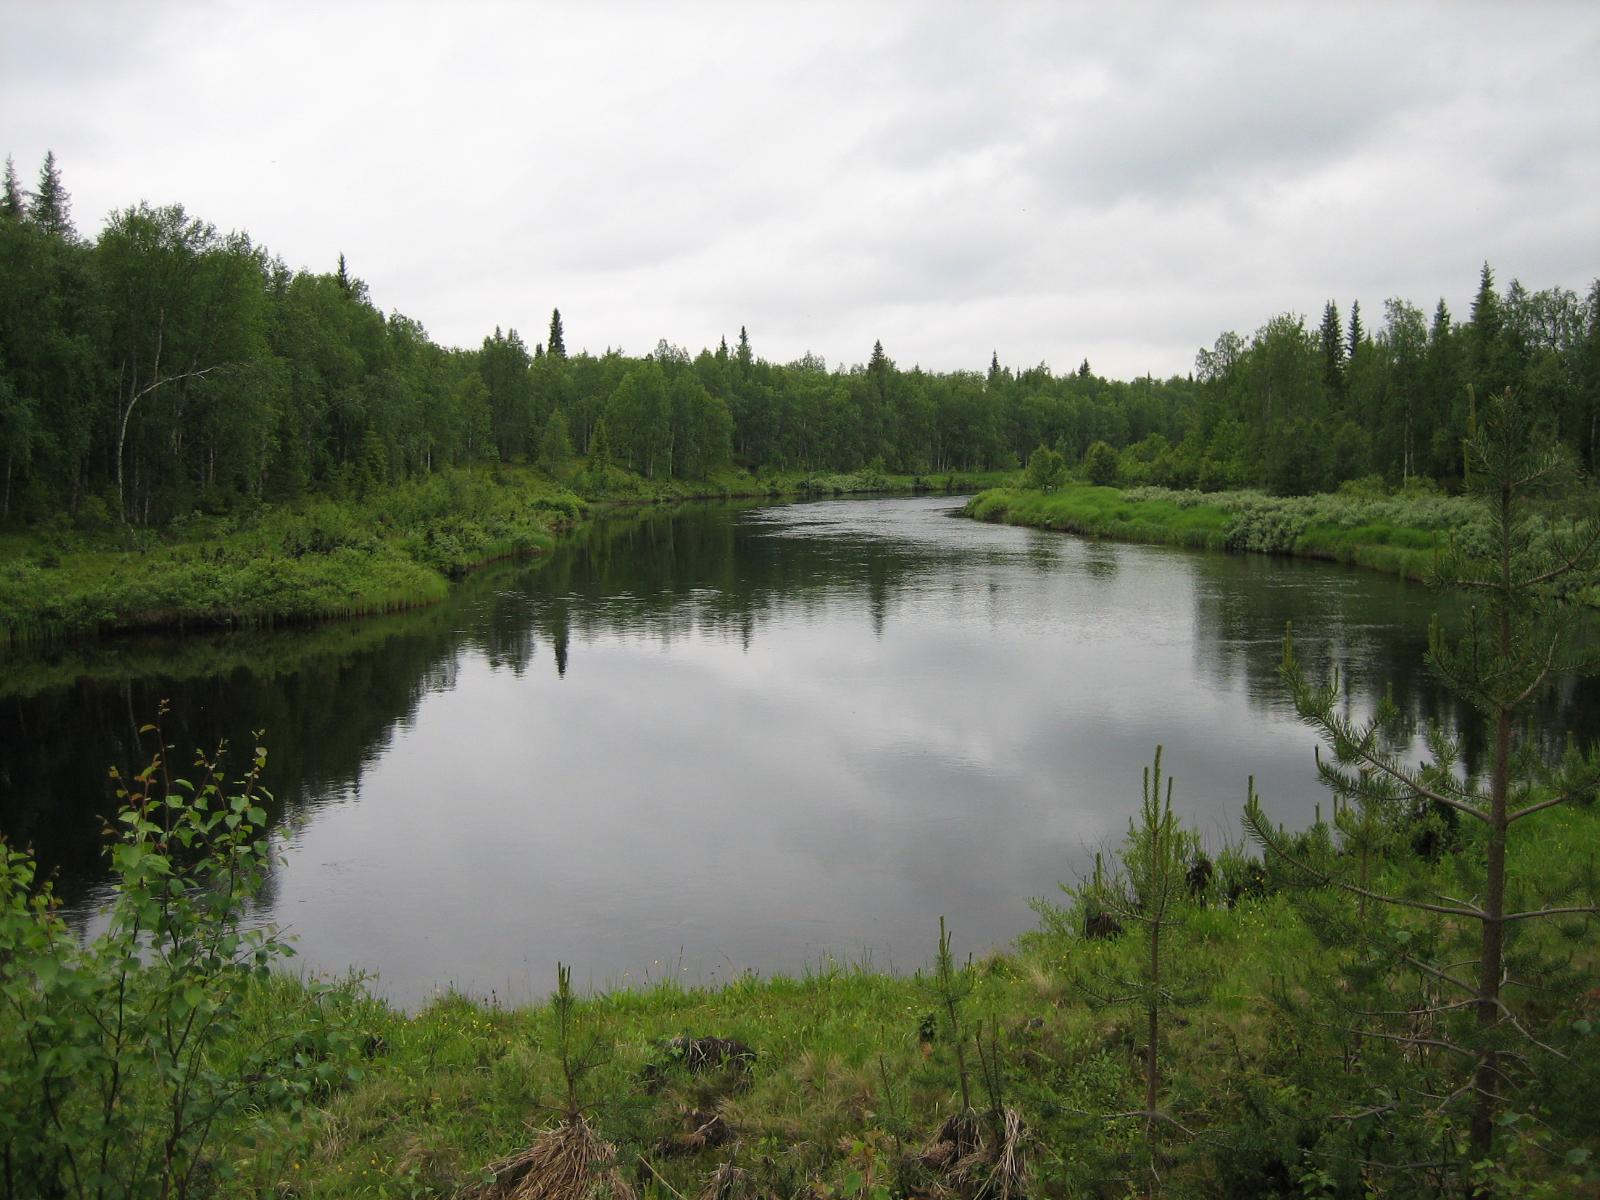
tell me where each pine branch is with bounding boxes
[1502,904,1598,924]
[1243,790,1486,920]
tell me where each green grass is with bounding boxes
[189,796,1599,1199]
[0,467,588,640]
[964,483,1491,581]
[0,465,1005,642]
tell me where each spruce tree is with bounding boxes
[736,325,753,374]
[588,416,612,470]
[1469,262,1509,392]
[27,150,73,239]
[547,308,567,358]
[1319,300,1346,396]
[1347,299,1365,359]
[1,155,23,221]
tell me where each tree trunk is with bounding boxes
[1146,919,1161,1124]
[1471,476,1514,1158]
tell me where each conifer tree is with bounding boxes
[547,307,567,359]
[1469,262,1510,393]
[1074,746,1201,1158]
[1347,299,1365,359]
[1248,386,1600,1165]
[1319,300,1346,396]
[1,155,22,221]
[27,150,73,239]
[588,415,612,470]
[736,325,753,375]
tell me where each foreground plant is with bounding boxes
[0,708,363,1199]
[460,964,636,1200]
[1248,386,1600,1175]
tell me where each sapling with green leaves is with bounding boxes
[1246,386,1600,1166]
[0,708,365,1200]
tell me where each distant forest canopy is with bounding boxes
[2,151,1599,527]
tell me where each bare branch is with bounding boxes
[1502,905,1598,924]
[1507,793,1575,824]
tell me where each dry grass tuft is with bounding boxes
[918,1107,1030,1200]
[694,1161,767,1200]
[456,1117,637,1200]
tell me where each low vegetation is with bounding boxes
[964,478,1504,581]
[0,464,1005,642]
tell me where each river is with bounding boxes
[5,496,1595,1007]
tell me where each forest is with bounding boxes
[4,151,1600,533]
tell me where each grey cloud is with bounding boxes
[4,1,1598,381]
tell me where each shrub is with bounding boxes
[1082,441,1119,487]
[0,715,366,1198]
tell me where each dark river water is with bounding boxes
[5,497,1596,1007]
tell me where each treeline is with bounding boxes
[3,151,1599,527]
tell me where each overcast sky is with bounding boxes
[5,1,1598,380]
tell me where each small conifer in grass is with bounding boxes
[917,917,1031,1199]
[1075,746,1201,1148]
[1247,385,1600,1170]
[462,963,636,1200]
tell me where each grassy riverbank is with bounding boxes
[963,483,1494,581]
[44,796,1588,1200]
[0,466,1006,641]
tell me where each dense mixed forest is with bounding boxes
[3,151,1599,530]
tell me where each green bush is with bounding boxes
[1082,440,1119,486]
[0,717,367,1198]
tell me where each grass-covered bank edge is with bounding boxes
[0,466,1008,642]
[962,483,1492,582]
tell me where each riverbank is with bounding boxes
[0,465,1010,641]
[66,797,1595,1199]
[963,483,1491,582]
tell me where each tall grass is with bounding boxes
[964,483,1495,581]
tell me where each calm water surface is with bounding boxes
[7,497,1594,1007]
